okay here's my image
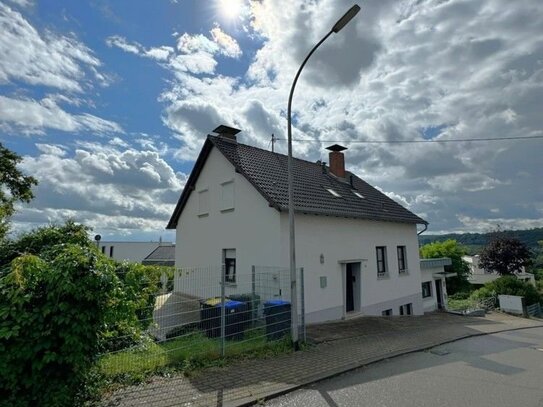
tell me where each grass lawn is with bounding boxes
[98,327,292,384]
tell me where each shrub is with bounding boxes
[470,276,542,306]
[100,262,162,352]
[0,245,118,407]
[0,221,91,270]
[448,291,471,301]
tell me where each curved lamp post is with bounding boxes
[288,4,361,349]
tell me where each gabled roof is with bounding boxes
[142,245,175,266]
[167,135,427,229]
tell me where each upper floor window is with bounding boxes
[198,188,209,216]
[376,246,387,278]
[397,246,407,274]
[220,180,234,211]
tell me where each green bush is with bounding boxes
[0,245,118,407]
[0,221,92,270]
[470,276,542,306]
[101,262,162,352]
[448,291,471,301]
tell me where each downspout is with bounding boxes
[417,223,428,235]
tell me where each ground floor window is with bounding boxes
[422,281,432,298]
[382,309,393,316]
[223,249,236,283]
[400,303,413,316]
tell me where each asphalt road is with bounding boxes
[266,327,543,407]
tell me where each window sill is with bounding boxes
[220,207,235,213]
[377,273,390,280]
[198,213,209,218]
[399,270,409,276]
[224,282,237,287]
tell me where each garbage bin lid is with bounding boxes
[222,300,244,309]
[203,297,223,306]
[264,299,290,306]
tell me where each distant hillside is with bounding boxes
[419,227,543,254]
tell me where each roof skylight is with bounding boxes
[326,188,341,197]
[353,191,365,199]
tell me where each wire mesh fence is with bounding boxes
[97,265,305,392]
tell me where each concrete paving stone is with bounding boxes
[100,312,543,407]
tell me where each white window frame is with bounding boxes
[376,246,388,279]
[223,249,236,284]
[220,179,235,212]
[198,188,209,217]
[397,245,408,274]
[422,281,432,298]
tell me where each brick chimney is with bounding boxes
[212,125,241,142]
[326,144,347,178]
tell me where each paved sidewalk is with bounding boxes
[101,312,543,407]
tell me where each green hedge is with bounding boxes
[0,245,117,406]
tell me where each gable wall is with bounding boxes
[175,146,282,295]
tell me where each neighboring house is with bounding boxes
[98,241,173,263]
[463,255,536,287]
[142,245,176,266]
[167,125,429,324]
[420,258,455,312]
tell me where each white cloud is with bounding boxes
[0,3,106,91]
[17,145,186,232]
[0,95,122,135]
[210,25,242,58]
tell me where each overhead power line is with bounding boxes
[274,135,543,144]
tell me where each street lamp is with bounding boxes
[288,4,361,349]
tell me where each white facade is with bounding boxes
[463,255,536,286]
[175,146,427,323]
[98,241,171,263]
[420,258,453,313]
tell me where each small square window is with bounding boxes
[422,282,432,298]
[326,188,341,197]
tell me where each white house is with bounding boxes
[420,258,455,312]
[463,255,536,286]
[167,125,431,323]
[98,241,173,263]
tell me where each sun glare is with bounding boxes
[217,0,243,21]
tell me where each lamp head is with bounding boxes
[332,4,361,33]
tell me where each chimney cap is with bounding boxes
[212,125,241,136]
[326,144,347,152]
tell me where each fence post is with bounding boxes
[300,267,305,343]
[220,263,226,357]
[251,265,256,324]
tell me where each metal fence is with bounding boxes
[527,303,542,318]
[98,265,305,394]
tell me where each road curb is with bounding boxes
[231,323,543,407]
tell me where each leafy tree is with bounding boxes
[0,143,37,240]
[420,239,471,294]
[479,235,532,275]
[0,220,91,270]
[527,240,543,280]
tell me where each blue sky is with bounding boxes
[1,0,542,240]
